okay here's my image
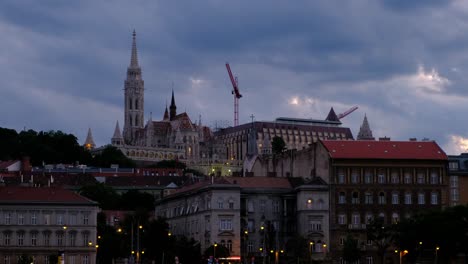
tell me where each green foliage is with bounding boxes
[90,145,135,168]
[149,159,186,169]
[285,235,310,262]
[17,254,33,264]
[120,190,155,211]
[342,234,361,262]
[204,244,230,259]
[367,217,396,264]
[79,183,122,210]
[271,136,286,155]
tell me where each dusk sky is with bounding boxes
[1,1,468,154]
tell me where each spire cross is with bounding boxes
[250,114,255,123]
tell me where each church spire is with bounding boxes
[112,121,124,145]
[357,114,375,140]
[84,128,96,150]
[130,30,139,68]
[163,101,169,121]
[170,89,177,120]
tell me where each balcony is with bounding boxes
[348,224,366,230]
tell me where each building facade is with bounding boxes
[317,139,449,264]
[155,177,330,263]
[447,153,468,206]
[0,187,99,264]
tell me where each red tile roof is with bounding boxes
[0,186,97,204]
[321,140,447,160]
[0,160,19,169]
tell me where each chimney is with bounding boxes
[379,137,391,141]
[21,156,32,172]
[409,138,417,141]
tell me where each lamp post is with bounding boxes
[435,246,440,264]
[309,242,314,263]
[243,230,249,264]
[214,242,218,261]
[62,225,67,264]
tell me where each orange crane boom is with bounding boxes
[338,106,358,119]
[226,63,242,126]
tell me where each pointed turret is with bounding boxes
[84,128,96,150]
[357,114,375,140]
[130,30,139,68]
[163,102,169,121]
[170,89,177,120]
[325,107,341,122]
[112,121,124,145]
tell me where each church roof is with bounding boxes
[112,121,123,139]
[357,114,375,140]
[84,128,96,147]
[325,107,341,123]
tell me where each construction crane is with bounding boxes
[337,106,358,119]
[226,63,242,126]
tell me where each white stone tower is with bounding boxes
[123,30,145,144]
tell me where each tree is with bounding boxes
[271,136,286,155]
[367,217,395,264]
[90,146,135,168]
[120,190,155,211]
[285,235,309,263]
[79,183,122,209]
[204,244,229,259]
[342,234,361,263]
[17,254,33,264]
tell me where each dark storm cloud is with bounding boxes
[1,0,468,153]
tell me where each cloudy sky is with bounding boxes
[1,0,468,154]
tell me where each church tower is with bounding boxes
[123,30,145,144]
[169,90,177,120]
[357,114,375,140]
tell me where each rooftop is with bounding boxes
[0,186,97,205]
[321,140,447,160]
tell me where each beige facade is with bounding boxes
[0,187,99,264]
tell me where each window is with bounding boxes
[247,200,254,212]
[57,234,64,246]
[449,161,459,170]
[308,220,322,232]
[392,193,399,205]
[227,240,233,252]
[366,239,373,246]
[31,212,37,225]
[273,201,280,213]
[364,169,373,184]
[418,193,425,205]
[451,189,459,202]
[338,214,346,225]
[83,214,89,225]
[219,219,233,231]
[378,192,386,204]
[4,212,11,225]
[129,98,132,109]
[260,200,266,213]
[44,233,50,246]
[16,213,24,225]
[218,199,224,209]
[31,233,37,246]
[391,171,399,184]
[340,237,345,245]
[404,172,412,184]
[17,232,24,246]
[247,219,255,233]
[82,233,89,246]
[70,256,75,264]
[82,256,89,264]
[365,192,373,204]
[317,199,324,210]
[69,215,77,225]
[338,169,345,184]
[431,192,438,205]
[366,256,374,264]
[228,199,234,209]
[378,170,386,184]
[352,213,361,225]
[70,233,76,246]
[44,214,50,225]
[430,172,439,184]
[405,193,412,205]
[135,99,139,110]
[351,170,359,183]
[365,213,373,224]
[417,172,425,184]
[392,213,399,223]
[247,240,254,252]
[352,192,360,204]
[57,214,64,225]
[4,233,10,245]
[451,176,459,188]
[339,192,346,204]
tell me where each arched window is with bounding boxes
[378,192,386,204]
[129,98,132,109]
[129,116,133,126]
[392,213,399,223]
[418,192,425,205]
[135,99,139,110]
[135,115,139,127]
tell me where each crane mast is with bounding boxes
[226,63,242,126]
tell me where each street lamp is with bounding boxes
[435,246,440,264]
[395,249,408,264]
[214,243,218,260]
[309,242,314,262]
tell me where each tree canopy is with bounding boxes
[271,136,286,155]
